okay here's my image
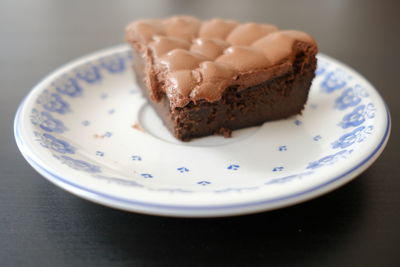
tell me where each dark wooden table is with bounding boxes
[1,0,399,266]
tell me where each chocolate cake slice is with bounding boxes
[125,16,318,141]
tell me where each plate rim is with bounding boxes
[14,45,392,217]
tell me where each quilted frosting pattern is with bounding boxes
[126,16,317,107]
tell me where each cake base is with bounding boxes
[134,48,317,141]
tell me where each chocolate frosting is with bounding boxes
[126,15,317,108]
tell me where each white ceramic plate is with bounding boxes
[15,45,390,217]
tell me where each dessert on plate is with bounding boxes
[125,15,318,141]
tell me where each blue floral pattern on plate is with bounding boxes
[100,54,126,73]
[37,90,70,114]
[339,103,375,129]
[332,125,373,149]
[177,167,189,173]
[307,150,353,170]
[227,164,240,170]
[54,155,101,173]
[266,171,314,184]
[75,64,102,84]
[320,69,348,93]
[131,155,142,161]
[278,145,287,151]
[31,109,67,133]
[53,75,83,97]
[14,45,389,217]
[335,84,369,110]
[35,132,75,154]
[27,51,381,190]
